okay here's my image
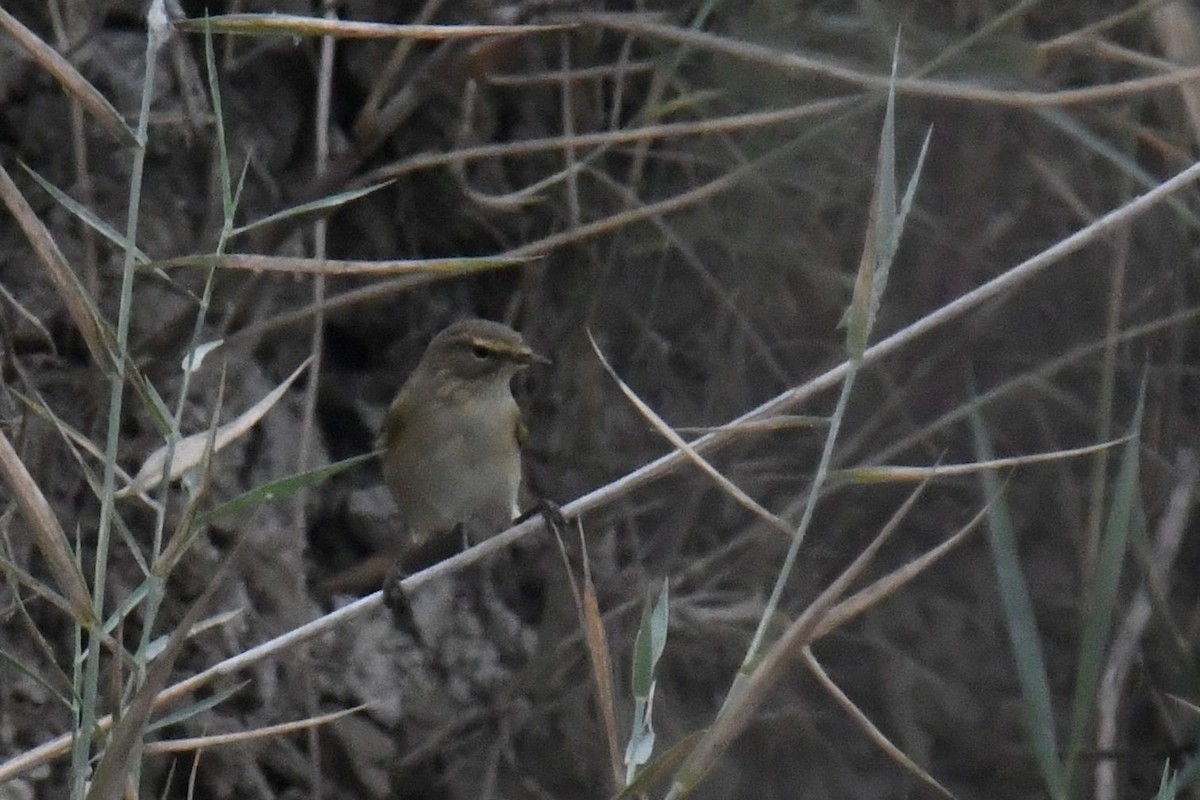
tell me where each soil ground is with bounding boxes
[1,2,1199,799]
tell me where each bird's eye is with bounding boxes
[471,345,490,360]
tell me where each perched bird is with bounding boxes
[376,320,548,625]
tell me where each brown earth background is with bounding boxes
[1,1,1199,799]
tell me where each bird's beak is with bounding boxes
[523,347,553,367]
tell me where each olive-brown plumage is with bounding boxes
[380,319,545,550]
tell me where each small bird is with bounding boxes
[378,319,548,620]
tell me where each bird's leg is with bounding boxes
[513,497,567,537]
[382,558,422,643]
[384,522,467,639]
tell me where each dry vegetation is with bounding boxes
[1,0,1199,798]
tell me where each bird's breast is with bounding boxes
[383,396,522,538]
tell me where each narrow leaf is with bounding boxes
[0,647,73,710]
[118,358,311,498]
[143,705,366,753]
[580,531,623,789]
[151,253,534,275]
[86,546,237,800]
[666,477,943,798]
[145,681,250,733]
[614,730,704,800]
[229,181,395,237]
[971,410,1066,799]
[0,161,117,373]
[802,648,955,799]
[0,7,137,146]
[0,428,94,623]
[1063,376,1145,791]
[626,582,670,780]
[203,18,232,222]
[173,14,567,39]
[814,503,988,640]
[589,331,792,538]
[833,439,1126,485]
[195,451,376,525]
[143,609,244,661]
[21,164,151,264]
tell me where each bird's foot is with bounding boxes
[514,497,567,538]
[382,559,423,642]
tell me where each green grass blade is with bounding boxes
[1036,108,1200,230]
[203,17,233,222]
[626,582,669,781]
[614,731,704,800]
[1063,375,1145,792]
[971,407,1066,799]
[97,581,149,640]
[629,586,663,698]
[874,35,898,276]
[1148,750,1200,800]
[886,123,932,287]
[0,647,74,710]
[145,681,250,733]
[20,164,151,264]
[229,181,395,237]
[195,451,376,525]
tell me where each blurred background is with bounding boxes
[1,1,1198,798]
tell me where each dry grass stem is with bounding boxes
[142,706,367,755]
[581,12,1200,108]
[801,647,956,799]
[0,7,136,146]
[174,13,571,40]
